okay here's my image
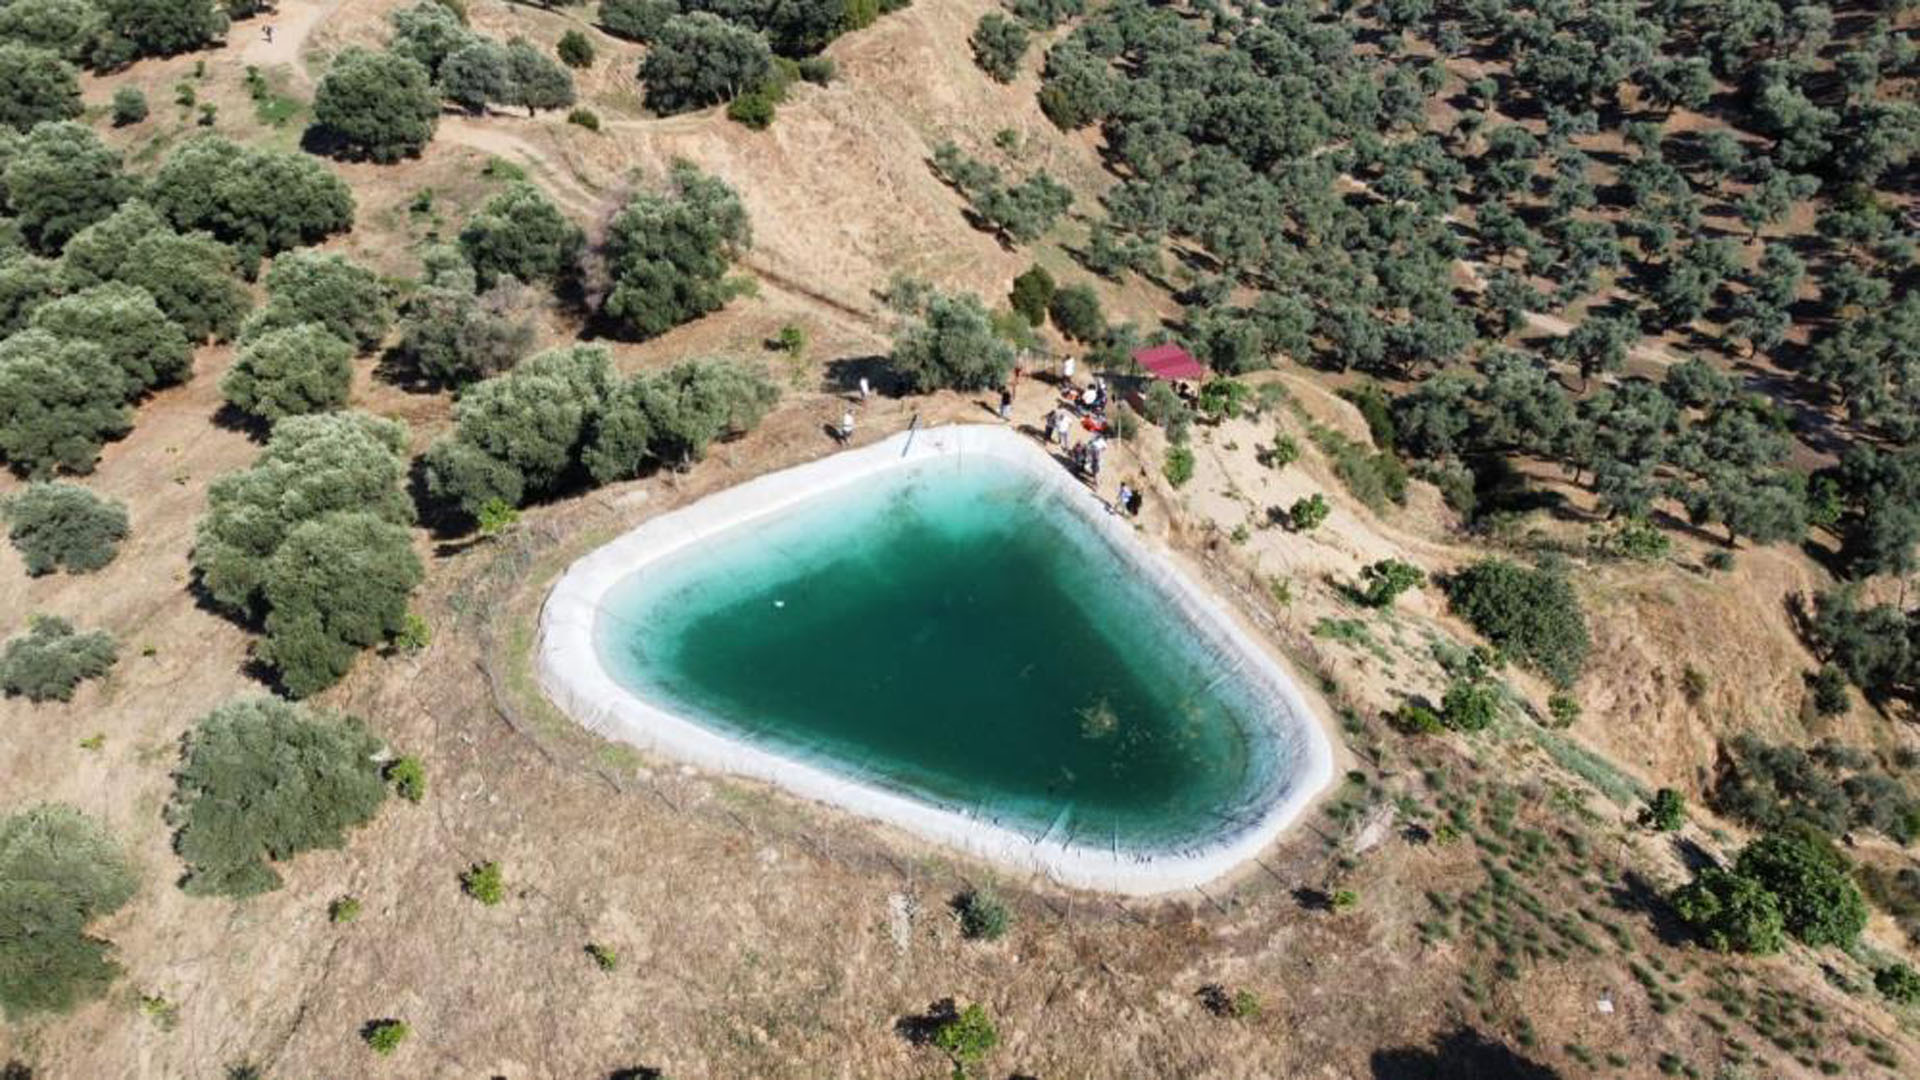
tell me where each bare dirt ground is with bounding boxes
[4,2,1919,1077]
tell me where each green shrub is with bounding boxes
[1642,788,1685,832]
[1196,378,1251,423]
[1008,264,1053,326]
[0,615,115,702]
[1444,559,1590,688]
[1048,283,1104,342]
[1259,434,1299,469]
[110,87,147,126]
[1809,665,1850,716]
[168,696,389,897]
[932,1002,998,1069]
[1140,380,1192,444]
[727,86,778,129]
[1546,692,1581,727]
[1875,962,1920,1005]
[3,482,127,575]
[556,29,594,68]
[586,942,618,971]
[1671,866,1785,954]
[1357,558,1423,607]
[461,860,504,905]
[386,756,426,803]
[362,1018,409,1055]
[0,804,137,1018]
[955,888,1009,941]
[797,55,835,84]
[969,12,1029,82]
[1163,444,1195,488]
[1390,702,1443,735]
[328,896,361,923]
[567,107,600,131]
[220,323,354,423]
[1287,493,1330,532]
[1440,679,1498,732]
[1734,826,1867,949]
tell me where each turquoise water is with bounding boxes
[597,460,1283,852]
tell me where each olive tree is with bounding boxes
[193,411,413,616]
[970,13,1029,83]
[422,346,613,513]
[244,250,390,352]
[504,37,576,115]
[58,199,168,289]
[0,804,137,1018]
[220,323,355,423]
[94,0,227,59]
[458,183,583,290]
[0,43,80,131]
[0,614,114,701]
[0,329,129,477]
[114,230,251,342]
[147,136,355,269]
[31,283,192,396]
[310,46,440,162]
[2,120,129,252]
[257,511,423,696]
[168,697,389,896]
[599,163,750,339]
[393,278,536,389]
[0,0,104,65]
[387,0,472,78]
[2,481,126,574]
[638,13,772,115]
[888,290,1015,393]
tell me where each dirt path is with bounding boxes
[239,0,327,82]
[436,116,611,220]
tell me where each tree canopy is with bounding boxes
[599,162,750,339]
[310,46,439,162]
[167,696,390,897]
[0,804,136,1017]
[1,480,126,574]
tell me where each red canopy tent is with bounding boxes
[1132,343,1206,381]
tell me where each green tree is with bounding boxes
[257,511,424,696]
[0,43,81,131]
[387,0,471,78]
[600,0,676,42]
[1440,678,1499,732]
[1734,826,1868,949]
[0,804,137,1018]
[0,614,114,701]
[1642,788,1685,831]
[639,13,772,115]
[557,29,594,68]
[245,250,390,352]
[1358,558,1423,607]
[459,183,583,290]
[503,37,575,115]
[1008,264,1053,326]
[1671,866,1785,954]
[1876,963,1920,1006]
[932,1002,999,1074]
[422,345,613,513]
[194,411,413,615]
[440,37,511,114]
[146,136,355,270]
[168,696,389,897]
[0,329,129,477]
[0,0,104,64]
[2,481,126,574]
[220,323,355,423]
[1288,493,1330,531]
[95,0,228,59]
[1548,312,1637,388]
[115,230,251,342]
[31,283,192,396]
[3,120,127,253]
[1444,559,1590,688]
[57,199,167,289]
[888,290,1015,393]
[1047,282,1102,342]
[955,889,1009,941]
[970,12,1029,83]
[393,279,536,389]
[599,163,750,339]
[310,47,440,162]
[109,86,147,125]
[593,358,778,475]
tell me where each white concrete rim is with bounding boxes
[536,423,1337,896]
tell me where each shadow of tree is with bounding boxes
[894,997,959,1047]
[1370,1027,1562,1079]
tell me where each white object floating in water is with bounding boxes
[774,600,786,608]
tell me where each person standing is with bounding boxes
[1062,354,1076,383]
[858,375,871,401]
[839,407,855,444]
[998,386,1013,421]
[1115,481,1133,515]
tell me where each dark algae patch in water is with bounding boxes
[599,465,1283,852]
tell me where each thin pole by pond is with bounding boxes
[901,412,920,457]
